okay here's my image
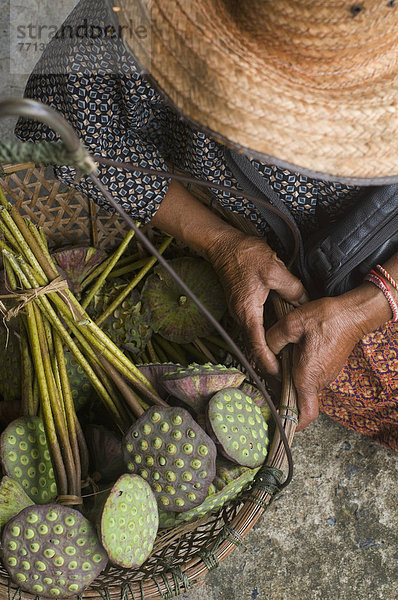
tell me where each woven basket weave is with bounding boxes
[0,162,297,600]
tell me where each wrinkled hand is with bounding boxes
[266,295,368,431]
[207,230,307,375]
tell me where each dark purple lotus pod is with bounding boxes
[123,406,216,512]
[99,474,158,568]
[136,363,180,399]
[86,425,125,483]
[2,503,107,597]
[161,363,246,412]
[52,246,107,295]
[141,257,226,343]
[239,382,272,422]
[206,387,269,468]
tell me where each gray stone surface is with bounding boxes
[1,3,398,599]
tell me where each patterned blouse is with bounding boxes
[15,0,360,242]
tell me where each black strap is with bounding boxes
[224,148,306,272]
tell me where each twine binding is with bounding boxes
[0,276,68,321]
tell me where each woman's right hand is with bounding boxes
[206,229,308,376]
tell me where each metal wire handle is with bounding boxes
[0,98,295,488]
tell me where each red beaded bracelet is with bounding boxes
[375,264,398,292]
[364,271,398,323]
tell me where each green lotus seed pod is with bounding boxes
[99,474,158,568]
[207,388,269,468]
[0,417,57,503]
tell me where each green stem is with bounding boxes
[32,376,40,416]
[146,340,159,363]
[54,332,81,498]
[183,342,209,364]
[96,235,173,326]
[74,416,89,482]
[19,321,35,416]
[205,334,235,355]
[95,352,145,419]
[151,340,168,364]
[81,229,136,310]
[3,254,18,292]
[64,318,131,424]
[9,204,58,281]
[7,253,125,428]
[34,304,77,497]
[153,334,187,366]
[193,337,217,363]
[107,257,151,279]
[0,220,24,255]
[25,302,68,496]
[0,208,48,283]
[27,220,52,262]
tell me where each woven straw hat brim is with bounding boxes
[115,0,398,183]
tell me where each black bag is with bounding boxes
[224,148,398,299]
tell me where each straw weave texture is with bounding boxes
[116,0,398,182]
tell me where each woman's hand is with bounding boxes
[266,283,392,431]
[207,228,307,376]
[152,180,307,376]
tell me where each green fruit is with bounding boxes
[158,465,260,528]
[207,388,269,468]
[99,474,158,568]
[0,417,57,504]
[123,406,217,512]
[64,349,96,412]
[161,363,245,412]
[141,257,226,343]
[88,280,152,356]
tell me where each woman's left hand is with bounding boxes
[265,286,389,431]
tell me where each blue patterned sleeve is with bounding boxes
[14,10,171,224]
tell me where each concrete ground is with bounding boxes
[1,3,398,599]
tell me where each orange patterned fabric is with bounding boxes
[320,322,398,451]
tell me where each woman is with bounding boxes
[15,0,398,444]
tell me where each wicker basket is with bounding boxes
[0,162,297,600]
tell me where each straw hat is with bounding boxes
[113,0,398,184]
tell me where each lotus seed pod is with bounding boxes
[0,325,21,403]
[86,425,125,483]
[161,363,246,412]
[123,406,216,512]
[137,363,180,399]
[87,280,152,356]
[207,388,269,468]
[52,246,107,296]
[0,417,57,504]
[2,504,108,597]
[141,257,226,343]
[158,466,260,528]
[240,382,272,422]
[99,474,158,568]
[64,348,96,412]
[0,477,34,532]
